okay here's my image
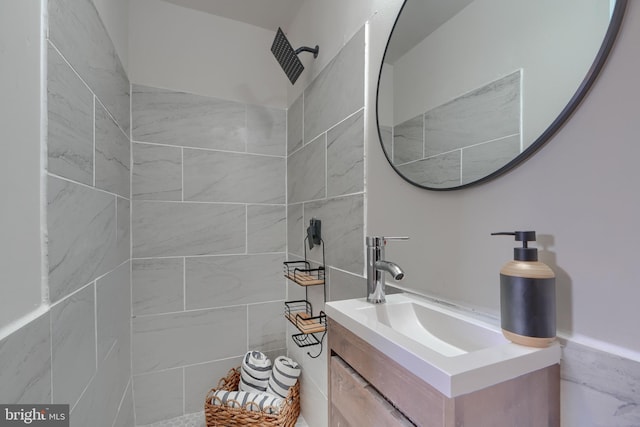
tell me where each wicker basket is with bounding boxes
[204,367,301,427]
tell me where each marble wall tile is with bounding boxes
[286,271,307,302]
[51,284,96,407]
[287,321,327,395]
[184,357,243,414]
[132,143,183,201]
[287,134,326,204]
[95,102,130,197]
[0,313,51,404]
[461,135,521,185]
[247,104,286,156]
[397,152,461,189]
[132,85,245,151]
[393,115,423,165]
[70,342,130,427]
[132,201,245,258]
[296,369,328,427]
[304,27,364,144]
[48,0,130,133]
[113,382,135,427]
[133,368,183,425]
[248,301,286,352]
[116,197,130,266]
[247,205,286,253]
[328,268,365,302]
[287,204,304,258]
[424,71,520,157]
[562,379,640,426]
[303,194,364,275]
[287,94,304,155]
[562,341,640,410]
[133,258,184,316]
[185,254,285,310]
[48,176,117,302]
[183,150,285,204]
[133,306,247,374]
[327,109,364,197]
[47,44,93,186]
[96,262,131,362]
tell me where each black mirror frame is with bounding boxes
[376,0,628,191]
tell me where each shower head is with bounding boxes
[271,27,319,85]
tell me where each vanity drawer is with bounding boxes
[330,355,414,427]
[328,319,451,427]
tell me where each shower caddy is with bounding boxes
[283,225,327,358]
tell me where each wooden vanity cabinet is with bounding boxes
[328,318,560,427]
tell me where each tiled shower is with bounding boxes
[129,84,288,424]
[0,0,367,425]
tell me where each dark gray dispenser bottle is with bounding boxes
[492,231,556,347]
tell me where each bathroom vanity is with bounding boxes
[326,294,561,426]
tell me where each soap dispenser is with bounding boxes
[491,231,556,348]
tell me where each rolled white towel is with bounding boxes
[240,351,272,393]
[266,356,301,398]
[211,390,283,414]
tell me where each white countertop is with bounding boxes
[325,293,561,397]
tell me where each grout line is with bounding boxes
[40,1,50,310]
[47,171,125,198]
[132,298,286,320]
[246,305,250,352]
[129,81,135,426]
[324,133,328,199]
[94,281,98,371]
[48,39,128,138]
[183,257,186,311]
[130,251,287,262]
[48,260,130,309]
[133,354,248,377]
[244,104,248,153]
[519,68,524,152]
[182,367,186,415]
[112,376,132,427]
[181,147,184,202]
[123,198,285,207]
[301,106,365,151]
[362,19,370,281]
[245,205,249,254]
[95,95,129,141]
[129,140,286,159]
[49,310,54,404]
[93,96,96,187]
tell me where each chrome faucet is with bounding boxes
[366,236,407,303]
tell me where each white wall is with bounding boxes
[0,0,45,335]
[285,0,394,104]
[128,0,288,107]
[391,0,609,148]
[367,1,640,357]
[92,0,130,72]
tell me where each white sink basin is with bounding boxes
[356,301,507,356]
[325,293,560,397]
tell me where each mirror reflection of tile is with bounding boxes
[389,70,521,188]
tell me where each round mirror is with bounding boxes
[377,0,627,190]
